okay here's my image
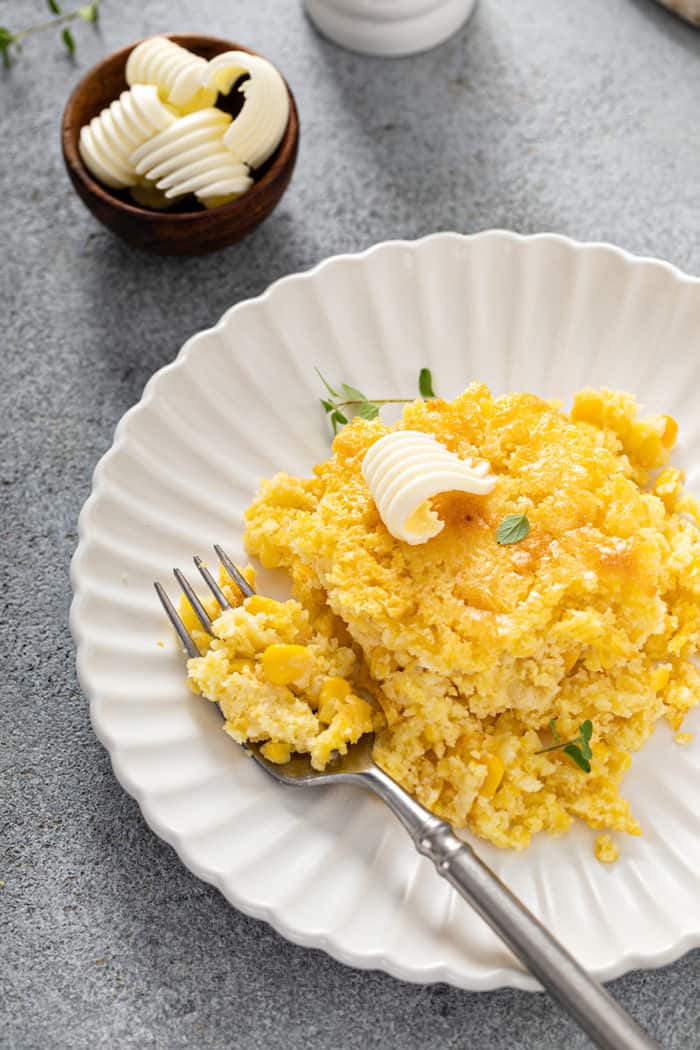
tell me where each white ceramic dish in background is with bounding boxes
[304,0,476,57]
[71,232,700,991]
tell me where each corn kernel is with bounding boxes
[261,643,312,685]
[258,542,282,569]
[423,724,440,745]
[230,658,254,674]
[219,564,256,599]
[479,754,505,798]
[662,415,678,449]
[261,740,292,764]
[318,677,353,722]
[246,595,281,616]
[319,677,352,704]
[313,610,336,637]
[652,663,671,692]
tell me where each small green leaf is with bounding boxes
[496,513,530,546]
[47,0,62,13]
[537,718,595,771]
[357,401,379,421]
[78,2,99,22]
[61,26,76,54]
[315,367,339,399]
[341,384,367,403]
[329,405,348,430]
[419,368,436,398]
[563,743,591,773]
[579,738,593,762]
[330,409,348,434]
[0,27,15,65]
[320,399,334,413]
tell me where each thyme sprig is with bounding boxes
[1,1,99,68]
[317,368,437,435]
[537,718,593,773]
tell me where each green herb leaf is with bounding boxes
[357,401,380,421]
[316,367,439,437]
[78,2,99,22]
[419,368,436,398]
[563,743,591,773]
[578,720,593,760]
[315,367,339,399]
[0,1,100,68]
[341,384,367,403]
[330,409,348,434]
[496,513,530,545]
[61,26,75,54]
[537,718,594,772]
[0,27,16,67]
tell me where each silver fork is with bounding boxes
[156,546,658,1050]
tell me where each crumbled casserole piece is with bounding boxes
[181,575,379,770]
[594,834,619,864]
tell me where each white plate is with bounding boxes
[71,231,700,991]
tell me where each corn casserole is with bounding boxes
[183,384,700,852]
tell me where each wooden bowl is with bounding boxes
[61,34,299,255]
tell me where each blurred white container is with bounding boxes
[304,0,477,57]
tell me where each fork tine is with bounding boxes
[214,544,255,598]
[193,555,231,610]
[173,568,214,634]
[154,582,200,658]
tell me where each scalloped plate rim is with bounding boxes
[70,230,700,992]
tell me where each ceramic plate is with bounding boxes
[70,231,700,990]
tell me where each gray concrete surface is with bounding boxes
[2,0,700,1047]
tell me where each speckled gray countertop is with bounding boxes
[3,0,700,1047]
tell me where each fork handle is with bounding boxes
[365,765,659,1050]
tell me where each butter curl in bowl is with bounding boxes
[61,34,299,255]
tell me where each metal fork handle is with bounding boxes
[364,764,659,1050]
